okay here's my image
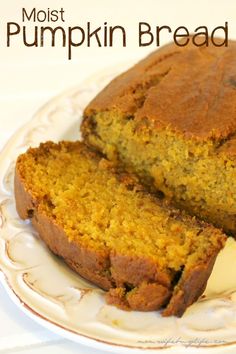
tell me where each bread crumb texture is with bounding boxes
[15,141,226,315]
[17,141,223,271]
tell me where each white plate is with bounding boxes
[1,66,236,354]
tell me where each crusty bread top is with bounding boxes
[85,39,236,141]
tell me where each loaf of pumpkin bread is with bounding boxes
[82,40,236,235]
[15,141,226,317]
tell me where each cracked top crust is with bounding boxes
[85,39,236,141]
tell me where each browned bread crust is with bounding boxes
[83,39,236,140]
[14,141,226,317]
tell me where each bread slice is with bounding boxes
[15,141,226,317]
[82,40,236,235]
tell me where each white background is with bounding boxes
[1,0,236,353]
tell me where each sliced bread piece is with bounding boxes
[14,141,226,316]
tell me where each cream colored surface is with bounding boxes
[1,0,236,353]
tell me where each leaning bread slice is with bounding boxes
[15,141,226,317]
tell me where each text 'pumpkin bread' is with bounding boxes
[82,40,236,235]
[15,141,226,317]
